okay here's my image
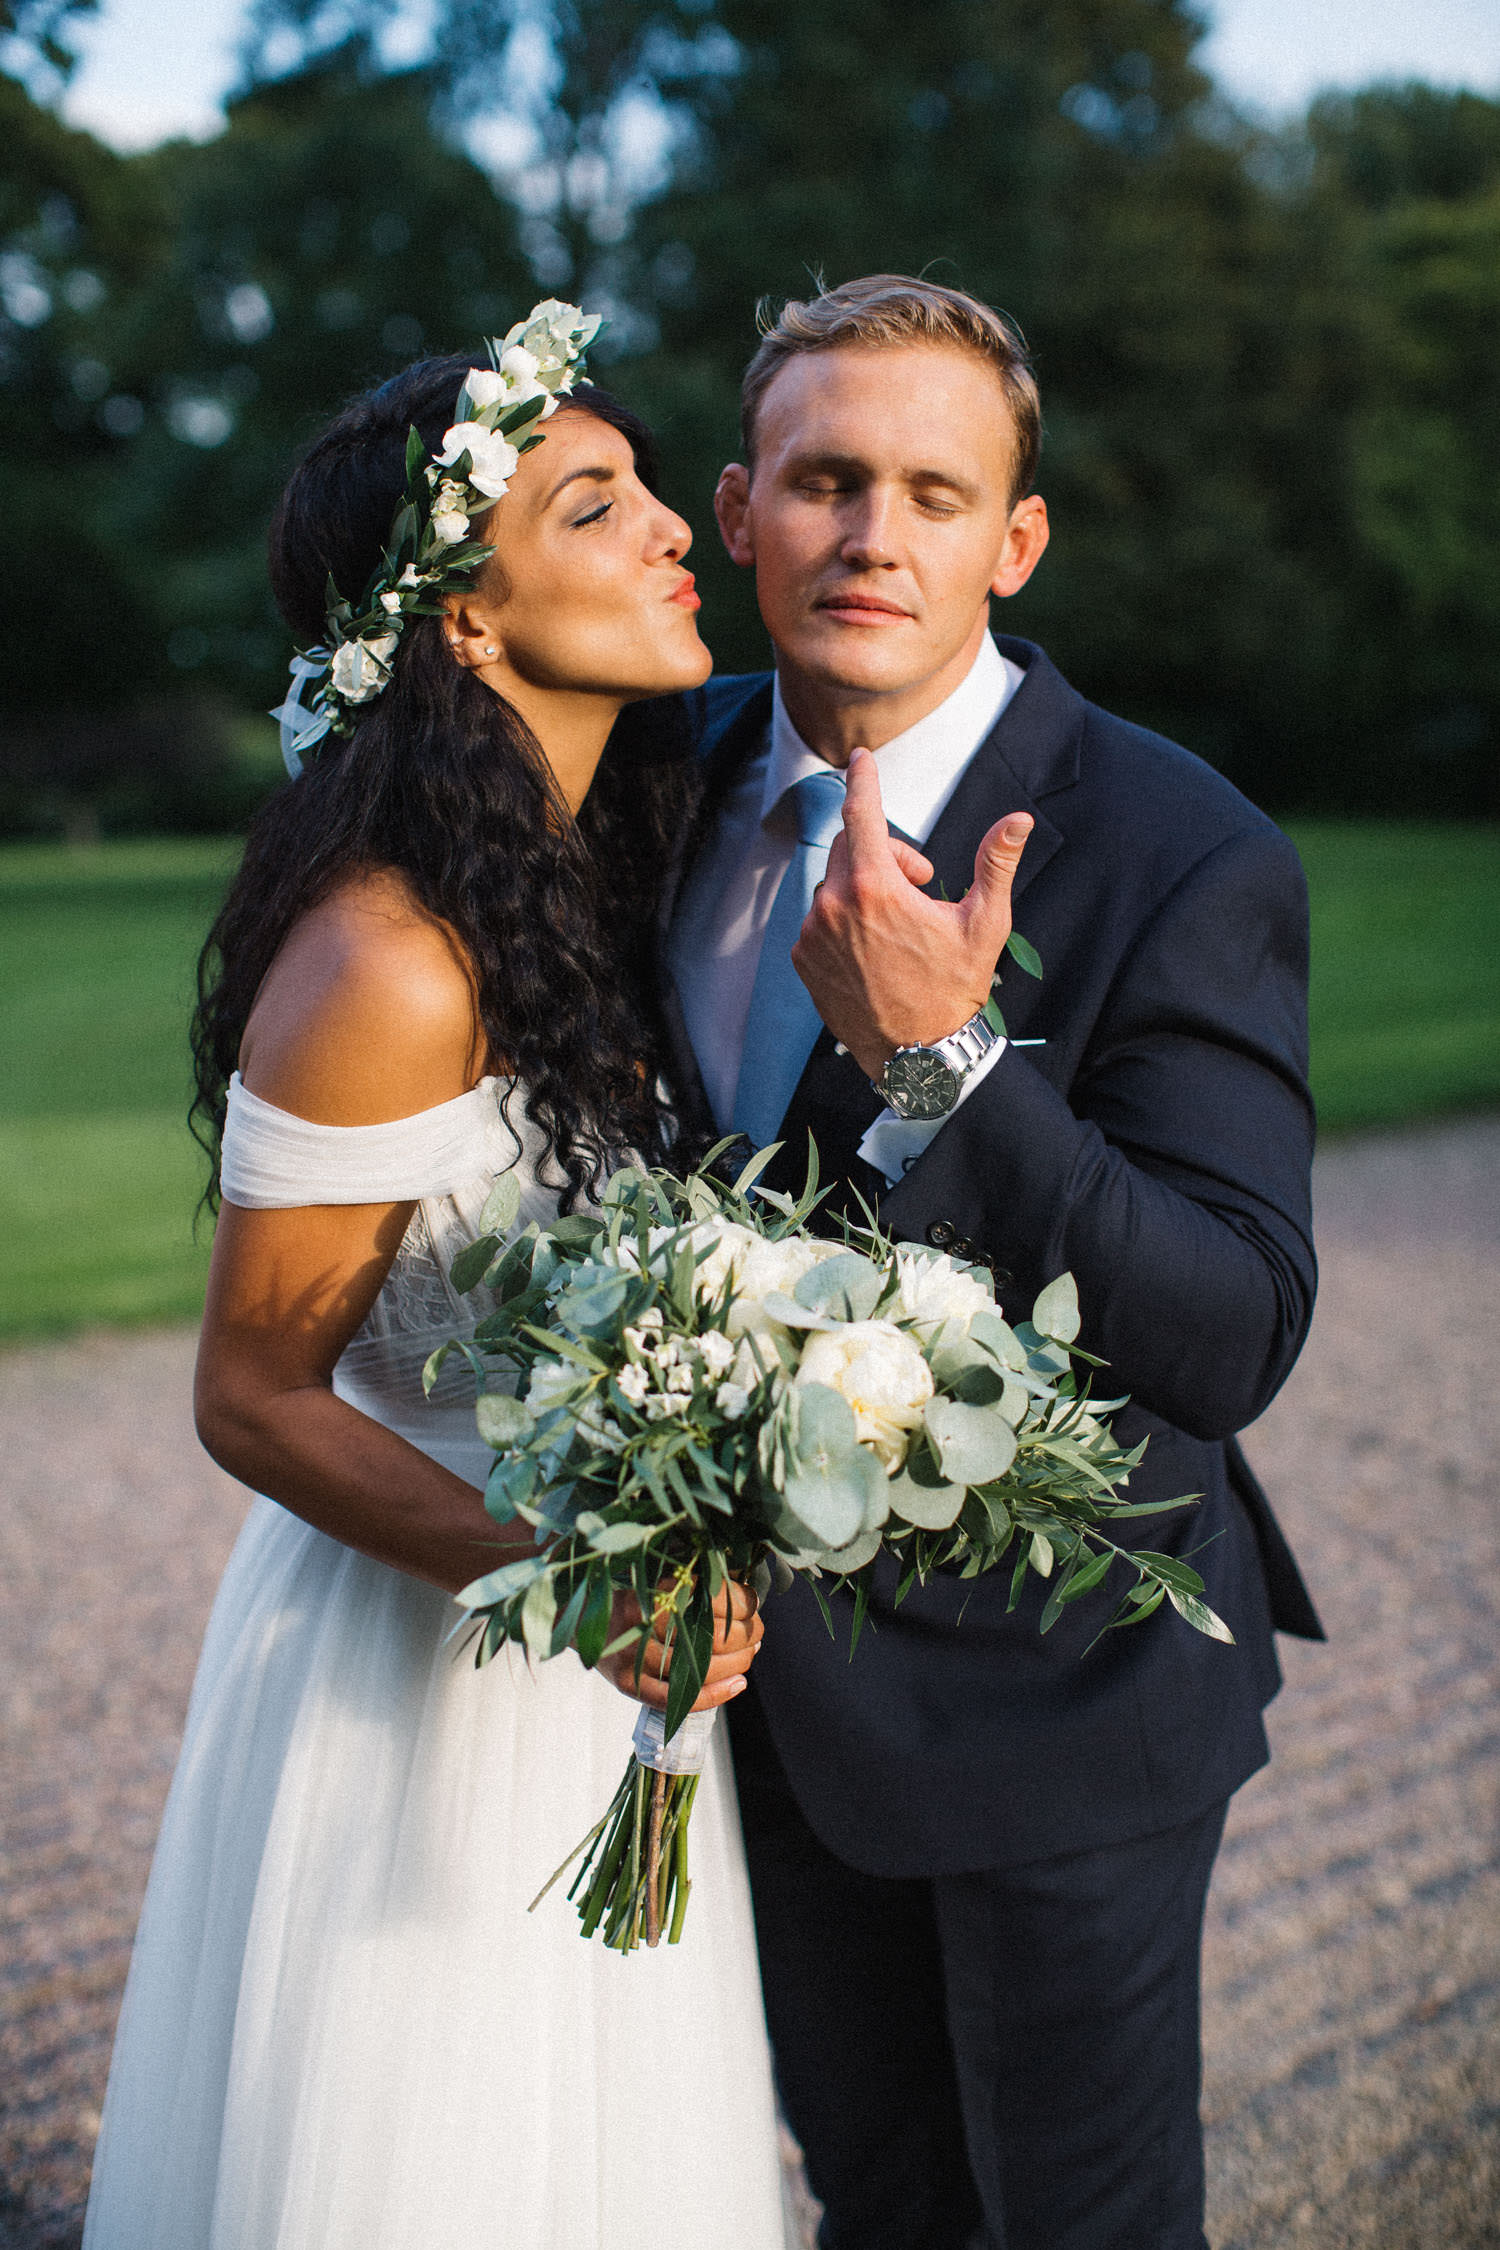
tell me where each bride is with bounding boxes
[83,308,791,2249]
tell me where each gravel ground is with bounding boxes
[1,1115,1497,2250]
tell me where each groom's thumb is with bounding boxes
[968,813,1034,939]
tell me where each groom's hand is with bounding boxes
[601,1579,764,1713]
[791,747,1034,1082]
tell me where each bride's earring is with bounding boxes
[483,646,496,657]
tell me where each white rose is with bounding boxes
[433,420,519,499]
[894,1249,995,1331]
[330,632,399,701]
[795,1319,935,1472]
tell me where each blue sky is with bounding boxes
[42,0,1500,153]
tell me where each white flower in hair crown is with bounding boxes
[271,300,604,776]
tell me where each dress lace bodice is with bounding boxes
[220,1071,562,1479]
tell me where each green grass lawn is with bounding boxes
[1,823,1497,1341]
[0,838,239,1339]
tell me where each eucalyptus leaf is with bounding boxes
[782,1464,868,1550]
[559,1273,631,1334]
[483,1450,536,1524]
[475,1392,534,1450]
[788,1382,861,1469]
[887,1457,966,1530]
[968,1310,1027,1371]
[550,1214,606,1247]
[923,1398,1019,1486]
[758,1292,839,1332]
[794,1251,884,1322]
[823,1523,884,1574]
[479,1170,523,1237]
[997,1375,1030,1426]
[1030,1274,1082,1345]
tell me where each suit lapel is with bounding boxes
[918,637,1082,912]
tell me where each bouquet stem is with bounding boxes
[531,1706,716,1950]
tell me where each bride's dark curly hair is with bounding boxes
[191,357,701,1211]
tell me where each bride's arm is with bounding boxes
[194,876,764,1704]
[194,876,525,1595]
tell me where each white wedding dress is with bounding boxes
[84,1074,791,2250]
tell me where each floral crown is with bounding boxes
[271,298,603,777]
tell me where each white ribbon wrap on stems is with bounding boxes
[632,1704,717,1777]
[269,649,335,777]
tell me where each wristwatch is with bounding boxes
[874,996,1005,1121]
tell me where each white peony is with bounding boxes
[434,420,520,499]
[724,1235,845,1338]
[685,1220,758,1303]
[894,1249,996,1331]
[795,1319,935,1472]
[330,632,399,701]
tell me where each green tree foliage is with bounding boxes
[3,5,1498,827]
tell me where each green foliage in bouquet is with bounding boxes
[426,1140,1232,1950]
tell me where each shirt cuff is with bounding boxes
[855,1036,1008,1188]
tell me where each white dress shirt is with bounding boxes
[672,632,1026,1176]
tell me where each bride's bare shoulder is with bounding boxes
[239,868,484,1125]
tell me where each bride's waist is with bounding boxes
[334,1329,499,1486]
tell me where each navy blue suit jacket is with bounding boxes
[666,637,1321,1877]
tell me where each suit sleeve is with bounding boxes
[880,824,1317,1440]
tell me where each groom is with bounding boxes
[661,275,1321,2250]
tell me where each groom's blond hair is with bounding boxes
[741,275,1042,504]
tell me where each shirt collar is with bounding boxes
[763,631,1022,844]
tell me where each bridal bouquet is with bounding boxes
[426,1144,1231,1952]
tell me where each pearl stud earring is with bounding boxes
[483,646,496,656]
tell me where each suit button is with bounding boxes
[926,1220,956,1248]
[952,1235,977,1260]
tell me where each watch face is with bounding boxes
[883,1050,961,1121]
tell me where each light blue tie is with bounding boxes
[733,767,847,1148]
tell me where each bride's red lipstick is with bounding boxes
[668,573,700,609]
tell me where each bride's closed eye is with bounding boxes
[572,500,613,528]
